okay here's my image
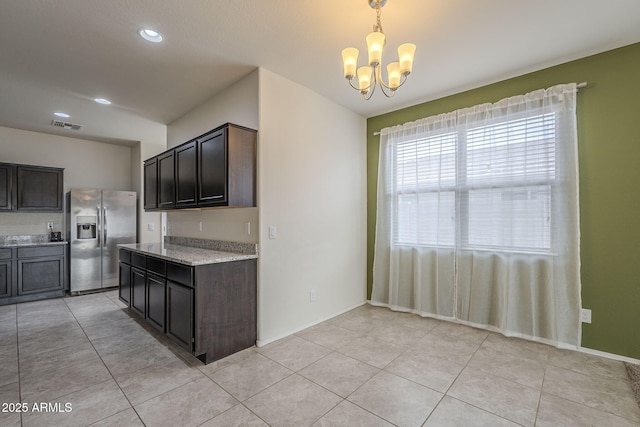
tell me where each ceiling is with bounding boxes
[1,0,640,145]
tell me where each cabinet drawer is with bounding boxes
[147,256,166,276]
[131,252,146,269]
[0,248,12,260]
[119,249,131,264]
[166,262,193,287]
[17,245,64,258]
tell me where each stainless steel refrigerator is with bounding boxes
[68,189,137,293]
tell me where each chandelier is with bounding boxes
[341,0,416,99]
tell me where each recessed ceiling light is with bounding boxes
[138,28,163,43]
[94,98,111,105]
[54,112,70,118]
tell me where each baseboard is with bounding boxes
[578,346,640,365]
[256,300,367,347]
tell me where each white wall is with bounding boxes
[0,126,132,191]
[165,70,259,244]
[167,70,259,148]
[257,68,367,343]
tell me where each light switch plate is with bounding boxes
[268,226,277,239]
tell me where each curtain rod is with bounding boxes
[372,82,588,136]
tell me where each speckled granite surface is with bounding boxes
[0,234,68,247]
[119,238,258,266]
[164,236,257,255]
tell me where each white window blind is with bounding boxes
[393,112,557,253]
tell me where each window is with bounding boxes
[373,84,581,346]
[393,112,557,253]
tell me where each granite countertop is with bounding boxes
[0,235,68,248]
[119,236,258,266]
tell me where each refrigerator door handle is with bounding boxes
[103,207,108,245]
[96,206,101,246]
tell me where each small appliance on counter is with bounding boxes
[49,231,63,242]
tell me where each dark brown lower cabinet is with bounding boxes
[118,263,131,306]
[0,261,11,298]
[0,244,66,305]
[130,266,146,317]
[18,257,63,294]
[166,280,193,351]
[146,273,166,331]
[194,260,257,363]
[118,248,256,364]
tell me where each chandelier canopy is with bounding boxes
[341,0,416,100]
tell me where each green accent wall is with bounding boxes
[367,42,640,360]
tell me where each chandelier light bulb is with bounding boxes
[398,43,416,75]
[366,31,385,66]
[387,62,401,89]
[357,66,373,93]
[341,48,359,79]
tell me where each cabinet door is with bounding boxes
[0,261,11,298]
[146,273,166,331]
[143,158,158,210]
[157,151,175,209]
[175,141,197,207]
[131,267,146,317]
[0,164,16,211]
[17,166,63,212]
[119,263,131,306]
[197,129,227,206]
[166,280,193,351]
[17,256,64,295]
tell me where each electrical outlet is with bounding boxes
[310,290,316,302]
[245,222,251,235]
[581,308,592,324]
[47,221,53,230]
[147,223,155,231]
[199,221,203,231]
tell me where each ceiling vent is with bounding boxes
[51,120,83,131]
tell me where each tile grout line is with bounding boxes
[62,293,149,426]
[299,318,432,426]
[13,304,23,427]
[421,326,489,426]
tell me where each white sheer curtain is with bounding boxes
[372,83,581,347]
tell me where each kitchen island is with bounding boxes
[118,237,257,364]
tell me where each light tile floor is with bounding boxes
[1,291,639,426]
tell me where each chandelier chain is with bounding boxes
[374,2,384,33]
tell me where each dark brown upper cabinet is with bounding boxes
[143,157,158,210]
[0,163,16,211]
[175,141,197,208]
[144,123,256,211]
[0,163,63,212]
[197,128,227,206]
[157,151,175,209]
[17,166,64,212]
